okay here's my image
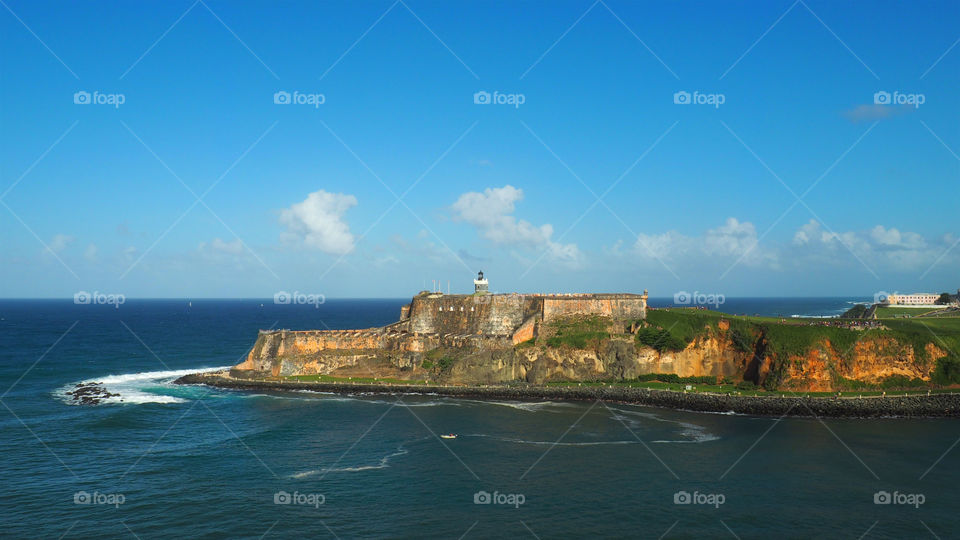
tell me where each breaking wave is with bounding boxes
[57,366,230,405]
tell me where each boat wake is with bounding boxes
[289,445,414,478]
[606,407,720,444]
[474,400,573,412]
[465,433,636,446]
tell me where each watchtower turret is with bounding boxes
[474,271,489,295]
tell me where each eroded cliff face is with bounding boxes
[232,323,945,391]
[773,338,945,391]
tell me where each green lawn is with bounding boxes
[875,306,940,318]
[284,374,428,385]
[544,315,610,348]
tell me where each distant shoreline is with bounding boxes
[174,371,960,418]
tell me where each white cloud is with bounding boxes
[628,217,960,278]
[704,218,760,258]
[48,234,75,253]
[279,190,357,255]
[83,243,98,262]
[635,230,695,260]
[790,219,949,271]
[869,225,926,250]
[452,185,580,265]
[200,237,244,255]
[635,218,774,267]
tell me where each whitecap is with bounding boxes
[57,366,231,405]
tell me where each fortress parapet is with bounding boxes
[406,277,647,343]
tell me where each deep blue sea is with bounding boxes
[1,298,957,539]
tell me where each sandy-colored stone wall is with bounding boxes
[511,316,538,345]
[542,295,647,322]
[408,293,645,336]
[408,294,535,335]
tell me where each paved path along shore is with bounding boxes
[175,371,960,418]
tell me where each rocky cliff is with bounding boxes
[231,315,947,391]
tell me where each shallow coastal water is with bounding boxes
[1,299,957,538]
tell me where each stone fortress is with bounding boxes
[400,272,648,343]
[236,273,649,376]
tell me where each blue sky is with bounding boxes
[1,0,958,298]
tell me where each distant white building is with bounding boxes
[886,293,940,305]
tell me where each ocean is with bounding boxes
[1,298,956,539]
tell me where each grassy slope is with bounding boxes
[286,374,429,385]
[543,315,610,348]
[876,306,941,318]
[641,308,960,389]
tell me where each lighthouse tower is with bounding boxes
[473,271,489,295]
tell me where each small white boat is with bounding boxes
[440,434,457,439]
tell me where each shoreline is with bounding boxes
[174,371,960,418]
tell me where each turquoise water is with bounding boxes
[1,299,957,539]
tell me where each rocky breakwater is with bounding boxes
[174,372,960,418]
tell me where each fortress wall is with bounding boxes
[278,330,385,354]
[511,316,538,344]
[407,294,645,335]
[236,327,515,376]
[542,296,646,322]
[240,329,387,372]
[409,294,529,335]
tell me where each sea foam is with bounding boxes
[58,366,230,405]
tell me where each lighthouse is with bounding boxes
[473,271,489,295]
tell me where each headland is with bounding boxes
[176,274,960,417]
